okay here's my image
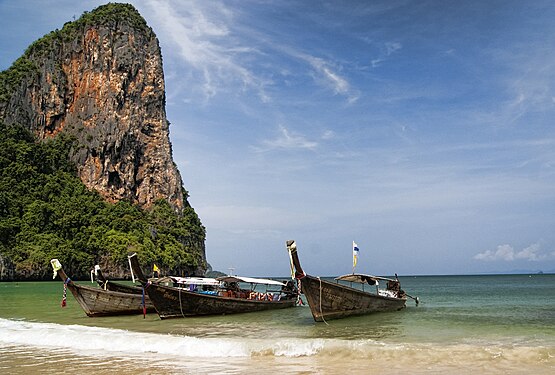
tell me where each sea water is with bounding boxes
[0,274,553,374]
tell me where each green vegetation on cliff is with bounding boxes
[26,3,151,57]
[0,57,37,103]
[0,123,206,280]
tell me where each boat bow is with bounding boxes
[50,258,154,317]
[286,240,306,279]
[127,252,149,285]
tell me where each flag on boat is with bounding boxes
[353,241,359,267]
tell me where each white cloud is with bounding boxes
[371,41,402,67]
[474,244,515,261]
[386,41,402,55]
[143,0,263,100]
[321,130,335,140]
[474,243,552,262]
[142,0,363,104]
[255,125,318,152]
[307,56,350,95]
[278,45,359,103]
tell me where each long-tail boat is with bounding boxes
[286,240,415,322]
[127,252,298,319]
[50,259,155,317]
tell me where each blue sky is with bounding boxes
[2,0,555,276]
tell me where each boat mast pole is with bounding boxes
[127,253,148,284]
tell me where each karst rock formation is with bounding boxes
[1,4,185,212]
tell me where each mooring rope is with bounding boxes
[141,285,146,319]
[317,277,329,325]
[178,287,185,317]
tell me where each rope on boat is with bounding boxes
[406,293,420,305]
[142,284,147,319]
[296,279,304,306]
[317,277,329,326]
[61,277,70,308]
[179,286,185,318]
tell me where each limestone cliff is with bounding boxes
[0,3,206,279]
[0,3,184,213]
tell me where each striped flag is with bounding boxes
[353,241,360,268]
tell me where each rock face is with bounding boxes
[0,4,184,212]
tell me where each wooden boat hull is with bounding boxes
[300,275,406,321]
[144,282,296,319]
[94,267,146,295]
[99,281,143,294]
[92,267,156,313]
[65,282,156,317]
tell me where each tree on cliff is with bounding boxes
[0,123,206,280]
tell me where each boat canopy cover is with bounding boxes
[335,273,397,284]
[154,276,220,286]
[216,275,286,286]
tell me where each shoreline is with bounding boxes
[1,317,553,375]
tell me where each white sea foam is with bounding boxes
[259,338,326,357]
[0,318,330,359]
[1,317,553,371]
[0,318,250,358]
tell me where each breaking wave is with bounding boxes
[1,318,553,374]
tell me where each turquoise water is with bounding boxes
[0,275,553,374]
